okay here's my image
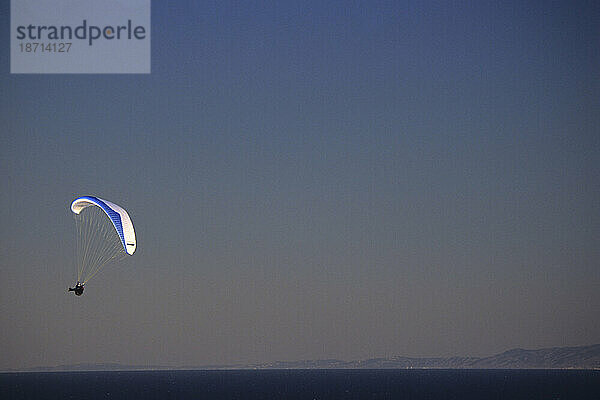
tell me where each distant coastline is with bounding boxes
[4,344,599,372]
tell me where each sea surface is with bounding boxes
[1,369,599,399]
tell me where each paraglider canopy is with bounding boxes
[71,196,136,255]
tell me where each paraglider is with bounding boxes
[68,196,136,295]
[68,282,84,296]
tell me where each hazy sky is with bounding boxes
[1,1,599,370]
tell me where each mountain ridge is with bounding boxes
[6,344,600,372]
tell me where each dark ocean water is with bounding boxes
[1,369,599,400]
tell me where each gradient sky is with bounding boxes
[1,1,599,370]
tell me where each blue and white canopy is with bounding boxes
[71,196,137,255]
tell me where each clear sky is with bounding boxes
[1,0,599,370]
